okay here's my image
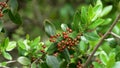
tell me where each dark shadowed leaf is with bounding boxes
[46,55,60,68]
[44,19,56,36]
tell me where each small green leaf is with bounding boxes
[72,10,81,31]
[61,49,70,63]
[47,43,57,54]
[8,0,18,13]
[81,6,88,25]
[99,51,108,65]
[44,19,56,36]
[100,5,112,17]
[18,40,26,50]
[31,36,40,47]
[84,31,100,41]
[89,19,104,29]
[2,38,9,49]
[61,24,68,31]
[69,31,78,39]
[92,5,102,21]
[17,56,31,65]
[46,55,60,68]
[8,10,22,25]
[6,41,16,51]
[79,40,88,53]
[101,18,112,25]
[106,52,115,68]
[0,62,7,67]
[31,62,37,68]
[2,51,12,60]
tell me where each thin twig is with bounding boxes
[110,32,120,39]
[83,14,120,68]
[6,60,17,64]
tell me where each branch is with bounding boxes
[110,32,120,39]
[83,14,120,68]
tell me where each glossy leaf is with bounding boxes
[61,24,68,31]
[18,40,26,50]
[30,36,40,47]
[8,0,18,13]
[106,53,115,68]
[47,43,57,54]
[84,31,100,41]
[44,19,56,36]
[17,56,31,65]
[61,49,70,63]
[46,55,60,68]
[100,51,108,65]
[31,62,37,68]
[2,51,12,60]
[72,10,81,31]
[101,18,112,25]
[81,6,88,25]
[8,10,22,25]
[92,5,102,21]
[89,19,104,29]
[6,41,16,51]
[100,5,112,17]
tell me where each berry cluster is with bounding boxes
[49,28,81,52]
[76,61,83,68]
[40,45,46,53]
[0,2,8,17]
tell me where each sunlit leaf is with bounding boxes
[100,5,112,17]
[2,51,12,60]
[17,56,31,65]
[6,41,16,51]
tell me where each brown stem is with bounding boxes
[110,32,120,39]
[83,14,120,68]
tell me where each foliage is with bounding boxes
[0,0,120,68]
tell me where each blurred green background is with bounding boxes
[2,0,120,41]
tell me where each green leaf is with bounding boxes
[8,0,18,13]
[92,62,103,68]
[2,38,9,49]
[100,5,112,17]
[81,6,88,25]
[47,43,57,54]
[2,51,12,60]
[61,24,68,31]
[60,60,67,68]
[46,55,60,68]
[106,52,115,68]
[31,36,40,47]
[0,62,7,67]
[89,19,104,29]
[61,49,70,63]
[88,5,94,22]
[101,18,112,25]
[79,40,88,53]
[92,5,102,21]
[72,10,81,31]
[6,41,16,51]
[113,61,120,68]
[31,62,37,68]
[44,19,56,36]
[18,40,26,50]
[17,56,31,65]
[99,51,108,65]
[8,10,22,25]
[84,31,100,41]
